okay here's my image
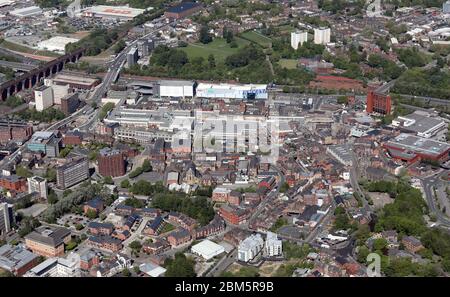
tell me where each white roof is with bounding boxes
[10,5,42,17]
[191,240,225,260]
[139,262,166,277]
[85,5,145,18]
[196,83,267,91]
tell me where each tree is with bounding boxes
[16,166,32,178]
[129,240,142,256]
[357,245,370,263]
[47,190,58,204]
[45,168,56,182]
[280,182,290,193]
[86,209,97,220]
[122,268,131,277]
[373,238,388,252]
[208,54,216,68]
[164,253,196,277]
[103,176,114,185]
[199,26,212,44]
[141,159,152,172]
[120,179,131,188]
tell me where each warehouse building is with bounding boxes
[191,239,225,260]
[9,6,42,18]
[196,83,268,100]
[159,80,195,98]
[391,111,447,139]
[37,36,79,54]
[82,5,146,21]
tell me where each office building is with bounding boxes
[44,80,70,105]
[264,232,282,257]
[24,255,80,277]
[366,91,391,115]
[97,148,125,177]
[27,176,48,200]
[127,47,138,67]
[27,131,61,157]
[137,39,149,56]
[0,202,13,237]
[56,157,90,189]
[34,85,53,112]
[0,244,39,276]
[61,93,80,116]
[24,226,71,258]
[314,27,331,45]
[238,234,264,262]
[291,31,308,50]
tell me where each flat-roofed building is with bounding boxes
[82,5,146,21]
[191,239,225,260]
[0,244,39,276]
[24,227,71,258]
[9,6,42,17]
[34,85,53,112]
[392,111,447,139]
[23,255,80,277]
[196,83,268,100]
[56,157,90,189]
[27,176,48,200]
[383,133,450,163]
[97,148,125,177]
[238,234,264,262]
[52,74,99,90]
[0,202,13,237]
[27,131,61,157]
[159,80,195,98]
[37,36,79,54]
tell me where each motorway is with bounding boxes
[421,170,450,228]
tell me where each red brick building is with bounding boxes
[0,122,33,144]
[366,91,391,115]
[63,131,83,146]
[97,148,125,177]
[0,175,27,192]
[219,205,248,225]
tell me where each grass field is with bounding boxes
[180,37,250,62]
[0,39,61,57]
[240,30,272,48]
[278,59,298,69]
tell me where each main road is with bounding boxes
[421,170,450,228]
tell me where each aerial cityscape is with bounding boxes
[0,0,450,282]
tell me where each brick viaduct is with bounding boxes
[0,47,85,100]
